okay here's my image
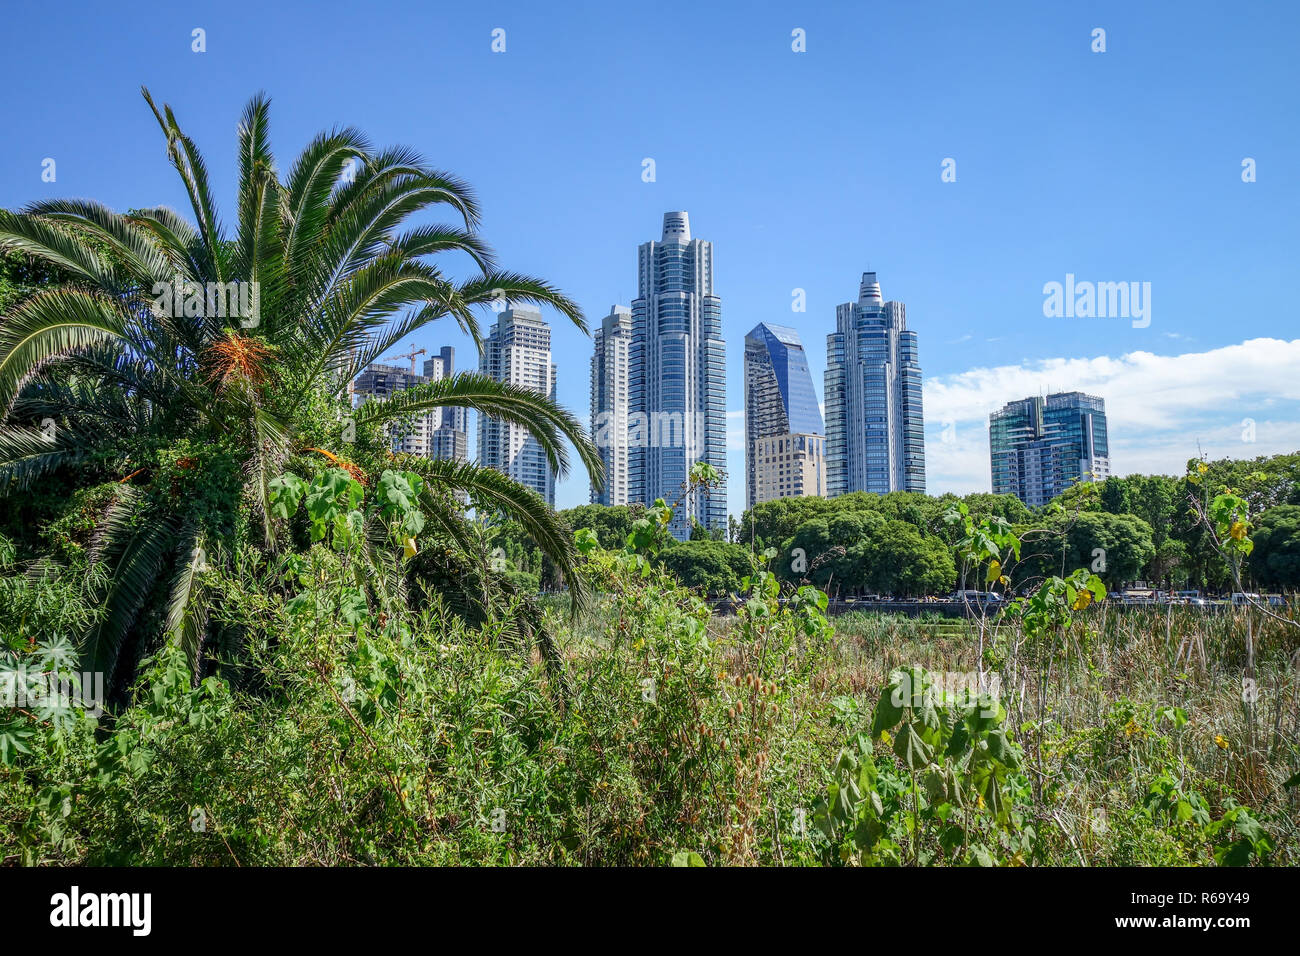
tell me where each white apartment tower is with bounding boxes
[590,305,633,505]
[478,307,557,506]
[422,346,469,463]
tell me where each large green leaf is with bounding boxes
[892,721,933,770]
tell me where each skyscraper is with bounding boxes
[353,353,470,461]
[590,305,633,505]
[422,346,468,463]
[824,272,926,496]
[629,212,726,539]
[478,307,557,506]
[744,323,826,508]
[989,391,1110,507]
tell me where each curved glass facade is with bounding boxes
[824,273,926,496]
[744,323,826,508]
[628,212,727,540]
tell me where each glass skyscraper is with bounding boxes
[629,212,727,539]
[989,391,1110,507]
[823,272,926,496]
[744,323,826,508]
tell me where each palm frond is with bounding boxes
[327,147,479,229]
[233,93,285,328]
[165,523,210,678]
[0,208,116,288]
[83,490,174,686]
[22,199,173,288]
[0,288,130,414]
[454,272,588,335]
[402,456,589,615]
[0,423,98,492]
[126,206,207,284]
[141,87,226,282]
[355,371,603,489]
[248,406,291,549]
[388,224,496,274]
[282,128,372,279]
[291,256,451,393]
[308,166,482,309]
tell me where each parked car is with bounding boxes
[951,590,1002,606]
[1231,592,1262,607]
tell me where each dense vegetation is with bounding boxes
[1,92,1296,867]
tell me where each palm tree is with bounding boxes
[0,88,601,694]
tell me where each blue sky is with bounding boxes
[3,0,1298,515]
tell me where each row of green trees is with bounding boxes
[487,454,1300,597]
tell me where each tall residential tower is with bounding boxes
[744,323,826,508]
[422,346,469,463]
[352,347,467,463]
[478,307,558,506]
[989,391,1110,507]
[629,212,726,538]
[824,272,926,496]
[590,305,633,505]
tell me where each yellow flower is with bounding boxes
[976,794,986,809]
[1229,522,1247,541]
[1123,718,1143,738]
[1197,463,1209,475]
[1073,590,1093,611]
[1214,734,1230,751]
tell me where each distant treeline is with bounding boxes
[488,453,1300,597]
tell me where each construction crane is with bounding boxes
[384,345,427,376]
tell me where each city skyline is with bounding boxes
[5,3,1297,519]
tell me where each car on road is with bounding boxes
[951,590,1002,607]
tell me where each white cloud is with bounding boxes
[924,338,1300,495]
